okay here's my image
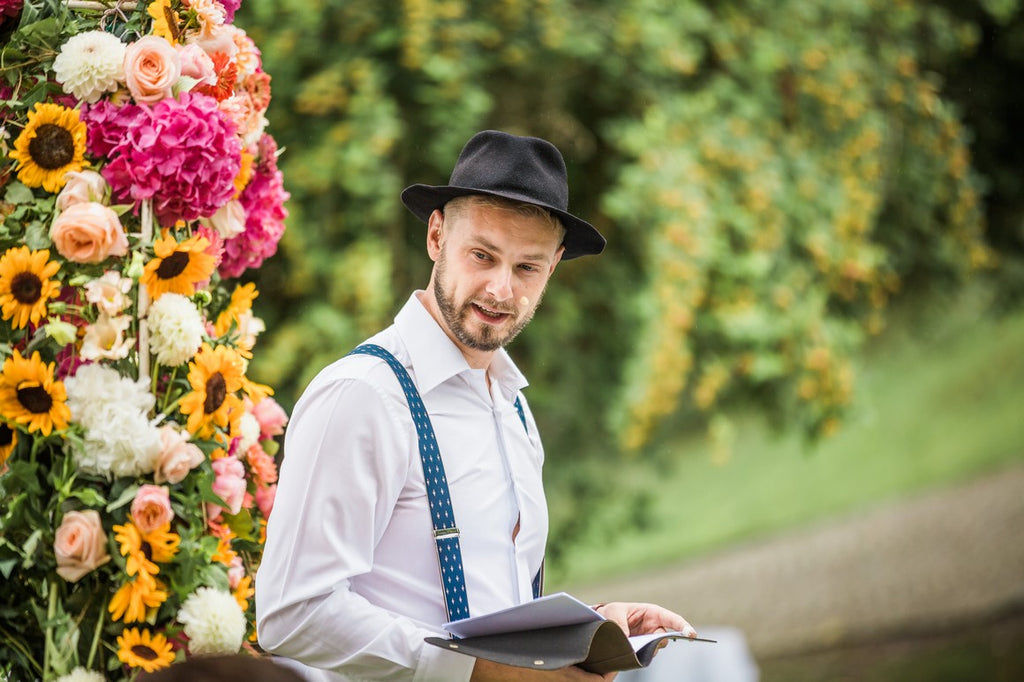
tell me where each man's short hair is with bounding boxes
[443,194,567,242]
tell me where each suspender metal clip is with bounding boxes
[433,526,460,539]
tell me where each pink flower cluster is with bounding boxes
[220,134,289,278]
[0,0,21,25]
[220,0,242,23]
[82,92,242,226]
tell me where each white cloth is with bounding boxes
[256,292,549,681]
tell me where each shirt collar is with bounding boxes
[394,292,529,398]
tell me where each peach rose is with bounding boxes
[124,35,181,104]
[131,484,174,534]
[54,510,111,582]
[154,425,205,485]
[56,170,108,212]
[50,202,129,264]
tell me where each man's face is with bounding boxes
[427,201,564,358]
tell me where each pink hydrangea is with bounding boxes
[219,134,288,278]
[220,0,242,23]
[82,100,145,158]
[83,92,242,225]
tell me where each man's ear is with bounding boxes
[426,209,444,261]
[548,244,565,276]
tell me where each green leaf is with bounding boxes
[68,488,106,507]
[105,484,139,513]
[3,182,35,205]
[23,220,50,250]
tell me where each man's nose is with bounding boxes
[485,267,513,301]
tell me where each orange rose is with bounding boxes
[124,35,181,104]
[54,510,111,582]
[50,202,129,264]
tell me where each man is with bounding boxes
[256,130,695,681]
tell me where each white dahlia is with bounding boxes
[52,31,126,103]
[177,587,246,655]
[146,293,205,366]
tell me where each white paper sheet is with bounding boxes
[442,592,603,638]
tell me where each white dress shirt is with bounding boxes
[256,292,548,681]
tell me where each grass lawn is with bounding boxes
[553,284,1024,588]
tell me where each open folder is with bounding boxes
[424,592,716,674]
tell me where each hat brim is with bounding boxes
[401,184,606,260]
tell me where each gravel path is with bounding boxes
[571,462,1024,659]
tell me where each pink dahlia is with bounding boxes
[219,134,288,278]
[84,92,241,225]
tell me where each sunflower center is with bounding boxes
[11,271,43,304]
[17,385,53,414]
[131,644,159,661]
[204,372,227,414]
[28,124,75,170]
[156,251,190,280]
[0,423,13,447]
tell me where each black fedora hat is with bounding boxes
[401,130,606,259]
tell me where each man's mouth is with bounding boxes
[471,302,513,322]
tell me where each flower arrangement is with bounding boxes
[1,1,289,679]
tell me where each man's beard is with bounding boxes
[432,252,539,352]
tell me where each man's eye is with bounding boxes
[519,264,537,273]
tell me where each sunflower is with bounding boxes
[8,103,87,193]
[179,343,245,438]
[0,246,61,329]
[140,232,217,301]
[0,350,71,436]
[214,283,258,337]
[146,0,181,43]
[116,627,176,672]
[109,573,169,623]
[0,421,16,467]
[114,521,181,577]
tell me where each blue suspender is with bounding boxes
[348,344,541,623]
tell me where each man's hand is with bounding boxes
[594,602,696,639]
[470,658,616,681]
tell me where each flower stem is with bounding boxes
[43,580,57,678]
[86,597,105,670]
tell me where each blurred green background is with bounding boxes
[236,1,1023,677]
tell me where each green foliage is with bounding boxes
[237,0,1008,562]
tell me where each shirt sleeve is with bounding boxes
[255,373,476,682]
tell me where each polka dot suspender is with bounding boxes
[349,344,541,623]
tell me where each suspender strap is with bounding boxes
[349,344,470,622]
[349,343,543,622]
